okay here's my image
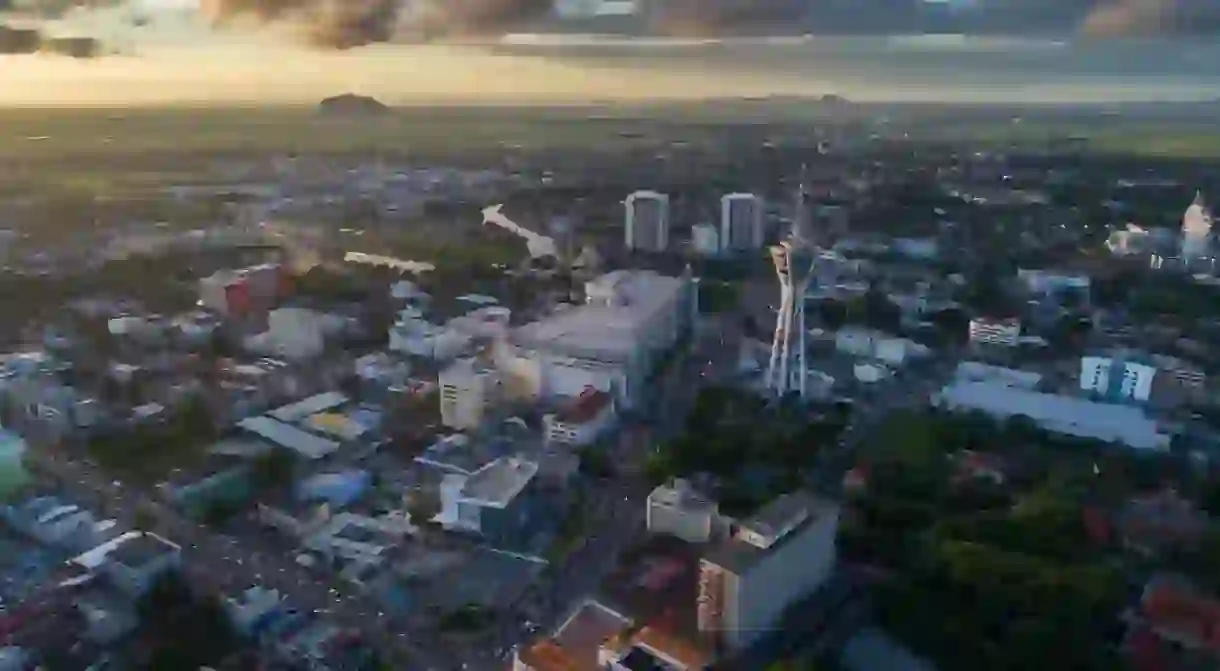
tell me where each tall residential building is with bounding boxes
[720,193,765,252]
[1081,355,1157,404]
[698,492,840,651]
[625,190,670,252]
[1181,190,1213,259]
[438,357,504,430]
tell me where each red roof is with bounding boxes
[1142,580,1220,651]
[556,386,612,424]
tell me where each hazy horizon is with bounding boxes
[4,6,1220,108]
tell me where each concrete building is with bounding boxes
[720,193,765,253]
[625,190,670,252]
[935,381,1171,451]
[199,263,285,317]
[647,479,720,543]
[71,531,181,596]
[436,456,543,549]
[388,308,473,361]
[303,512,412,566]
[1081,355,1157,403]
[955,361,1042,389]
[834,327,928,366]
[246,308,346,361]
[439,357,504,430]
[1107,224,1154,257]
[1181,190,1213,259]
[691,223,721,257]
[5,496,117,552]
[510,270,696,410]
[225,586,286,637]
[698,492,840,651]
[968,317,1021,347]
[543,386,616,448]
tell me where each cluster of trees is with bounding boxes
[86,396,218,483]
[437,604,497,633]
[646,387,845,515]
[697,280,740,314]
[844,410,1136,671]
[811,288,902,333]
[135,572,240,670]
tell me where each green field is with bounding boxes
[2,103,1219,199]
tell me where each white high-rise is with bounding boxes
[1181,190,1213,259]
[720,193,765,252]
[624,190,670,252]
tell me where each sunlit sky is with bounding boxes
[2,2,1220,107]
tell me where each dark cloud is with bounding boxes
[198,0,1220,47]
[200,0,552,48]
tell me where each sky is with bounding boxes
[2,1,1220,107]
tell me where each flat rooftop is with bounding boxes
[705,491,837,576]
[936,381,1170,451]
[238,416,340,460]
[460,457,539,508]
[553,601,630,668]
[269,392,349,423]
[109,533,177,569]
[414,434,514,477]
[72,531,178,571]
[513,271,684,360]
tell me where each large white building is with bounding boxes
[625,190,670,252]
[720,193,765,252]
[698,492,840,651]
[1181,190,1213,259]
[245,308,346,361]
[968,317,1021,347]
[509,269,695,409]
[439,357,504,430]
[935,380,1171,451]
[834,327,928,366]
[1080,355,1157,403]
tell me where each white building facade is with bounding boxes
[1080,355,1157,403]
[968,317,1021,347]
[720,193,765,253]
[647,479,719,543]
[625,190,670,253]
[438,358,503,430]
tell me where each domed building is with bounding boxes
[1181,190,1213,259]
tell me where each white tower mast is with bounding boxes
[765,164,819,398]
[766,240,816,398]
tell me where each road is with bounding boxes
[472,484,646,666]
[25,448,456,671]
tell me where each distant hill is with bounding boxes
[317,93,389,117]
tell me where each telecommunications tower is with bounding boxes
[765,164,818,397]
